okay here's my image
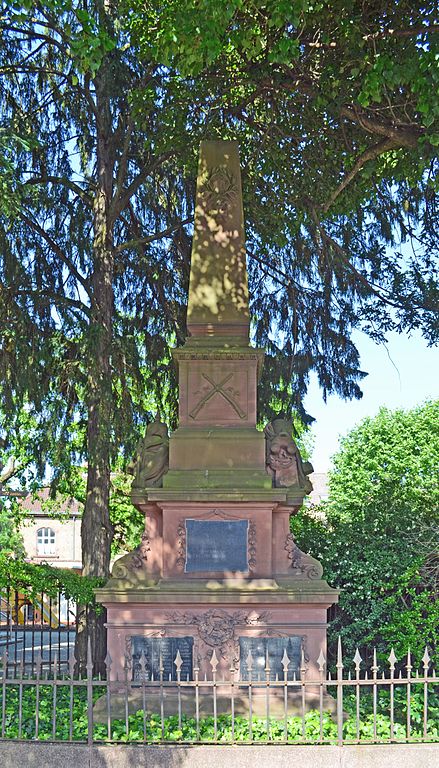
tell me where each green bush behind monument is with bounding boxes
[292,401,439,663]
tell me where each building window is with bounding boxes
[37,527,56,555]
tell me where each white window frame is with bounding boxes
[36,526,56,556]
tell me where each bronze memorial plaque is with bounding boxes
[239,636,302,680]
[185,519,249,573]
[131,636,194,681]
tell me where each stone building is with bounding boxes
[19,488,82,571]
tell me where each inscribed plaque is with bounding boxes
[185,518,249,573]
[239,636,302,681]
[131,636,193,681]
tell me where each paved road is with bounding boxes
[0,628,76,673]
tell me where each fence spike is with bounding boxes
[364,670,369,681]
[104,652,112,676]
[317,649,326,673]
[86,636,93,676]
[388,648,397,671]
[281,648,290,673]
[406,648,412,674]
[328,670,332,682]
[300,648,307,677]
[264,646,271,674]
[381,671,385,680]
[398,670,403,680]
[52,651,58,679]
[348,670,351,681]
[336,637,343,672]
[422,647,430,672]
[371,647,379,675]
[210,649,219,674]
[174,650,183,674]
[138,650,147,675]
[353,648,362,672]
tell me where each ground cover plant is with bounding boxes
[0,683,438,743]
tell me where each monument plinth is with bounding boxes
[97,141,338,684]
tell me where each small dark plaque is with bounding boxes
[239,637,302,681]
[131,636,193,681]
[185,519,249,573]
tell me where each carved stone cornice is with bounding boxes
[172,345,264,378]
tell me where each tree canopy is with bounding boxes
[292,401,439,663]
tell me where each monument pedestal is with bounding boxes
[96,140,338,686]
[99,492,337,682]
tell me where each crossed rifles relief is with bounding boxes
[189,373,246,420]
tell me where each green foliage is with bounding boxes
[0,554,102,604]
[292,401,439,662]
[109,471,144,554]
[0,501,25,557]
[0,685,437,742]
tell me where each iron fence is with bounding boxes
[0,587,77,675]
[0,638,437,746]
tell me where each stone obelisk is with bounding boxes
[97,141,338,686]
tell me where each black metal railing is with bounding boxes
[0,638,438,745]
[0,587,78,675]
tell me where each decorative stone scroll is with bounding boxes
[284,533,323,580]
[110,531,151,586]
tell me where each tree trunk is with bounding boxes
[76,71,115,675]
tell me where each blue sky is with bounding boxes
[304,329,438,472]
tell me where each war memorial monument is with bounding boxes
[96,141,338,688]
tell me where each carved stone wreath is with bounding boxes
[199,167,238,215]
[167,609,271,659]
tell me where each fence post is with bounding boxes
[86,636,93,746]
[336,636,344,747]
